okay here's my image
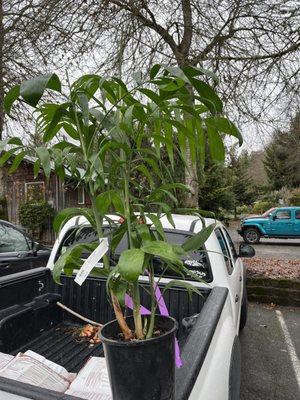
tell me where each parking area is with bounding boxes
[240,303,300,400]
[228,225,300,260]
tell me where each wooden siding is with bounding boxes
[2,160,89,244]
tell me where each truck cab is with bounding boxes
[238,206,300,243]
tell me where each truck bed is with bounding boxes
[0,268,229,400]
[12,323,104,373]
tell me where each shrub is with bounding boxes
[19,202,54,231]
[252,201,273,214]
[236,204,249,216]
[288,194,300,206]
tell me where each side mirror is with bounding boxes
[238,243,255,258]
[32,241,40,256]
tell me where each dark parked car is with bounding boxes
[0,220,51,276]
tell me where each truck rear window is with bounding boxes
[58,226,212,282]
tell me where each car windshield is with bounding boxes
[262,208,276,217]
[58,225,212,282]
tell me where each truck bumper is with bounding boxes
[237,229,243,236]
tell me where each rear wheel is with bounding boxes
[243,228,260,244]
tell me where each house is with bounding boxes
[1,158,90,243]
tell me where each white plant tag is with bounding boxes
[75,238,109,286]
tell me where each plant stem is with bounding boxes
[121,148,144,339]
[90,184,133,339]
[146,266,156,339]
[111,291,133,340]
[132,281,144,339]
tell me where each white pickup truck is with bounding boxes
[0,214,254,400]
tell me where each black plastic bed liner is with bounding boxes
[11,323,104,373]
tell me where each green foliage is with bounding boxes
[264,112,300,190]
[228,146,256,208]
[287,188,300,206]
[2,65,242,340]
[236,205,250,216]
[252,201,273,214]
[19,202,54,230]
[198,161,235,212]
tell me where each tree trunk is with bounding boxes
[0,0,5,199]
[181,80,199,208]
[184,144,199,208]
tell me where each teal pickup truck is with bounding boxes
[238,206,300,243]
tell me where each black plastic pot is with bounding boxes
[99,315,178,400]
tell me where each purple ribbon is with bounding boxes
[124,285,183,368]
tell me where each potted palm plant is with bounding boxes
[2,65,242,400]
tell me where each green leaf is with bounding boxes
[96,190,124,216]
[189,78,223,114]
[147,214,165,240]
[163,122,174,169]
[36,147,51,179]
[141,241,182,266]
[206,125,225,162]
[150,64,161,79]
[63,123,80,140]
[4,85,20,114]
[182,224,216,252]
[136,223,152,244]
[0,137,22,152]
[52,242,97,284]
[77,92,89,126]
[9,151,27,173]
[205,117,243,146]
[111,223,127,253]
[109,276,128,307]
[0,150,15,166]
[133,164,154,188]
[53,207,95,232]
[118,249,145,282]
[138,88,164,106]
[43,106,65,142]
[33,159,41,178]
[163,280,203,300]
[182,66,219,84]
[20,74,61,107]
[158,78,185,92]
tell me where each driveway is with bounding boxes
[228,225,300,260]
[241,303,300,400]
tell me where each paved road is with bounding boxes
[228,227,300,260]
[241,303,300,400]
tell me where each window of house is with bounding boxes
[275,210,291,220]
[78,186,85,205]
[25,182,45,203]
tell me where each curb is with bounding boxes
[247,276,300,307]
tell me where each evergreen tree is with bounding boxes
[264,112,300,190]
[198,156,234,214]
[229,147,256,210]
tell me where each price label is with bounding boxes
[75,238,109,286]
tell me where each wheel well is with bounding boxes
[242,226,261,234]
